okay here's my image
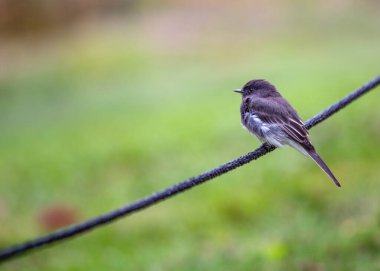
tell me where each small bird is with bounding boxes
[234,79,341,187]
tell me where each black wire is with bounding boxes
[1,76,379,263]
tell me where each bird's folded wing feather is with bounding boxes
[249,98,309,145]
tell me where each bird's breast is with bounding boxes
[242,113,269,140]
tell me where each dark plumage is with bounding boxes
[234,79,341,187]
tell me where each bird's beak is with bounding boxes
[233,89,243,94]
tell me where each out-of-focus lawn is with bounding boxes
[1,3,380,270]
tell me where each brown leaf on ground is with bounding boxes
[37,204,80,231]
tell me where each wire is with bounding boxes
[1,75,379,263]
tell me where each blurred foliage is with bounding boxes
[0,0,135,35]
[0,1,380,270]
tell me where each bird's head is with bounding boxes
[234,79,279,97]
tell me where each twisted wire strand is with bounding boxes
[1,76,379,263]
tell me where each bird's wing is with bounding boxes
[249,97,310,145]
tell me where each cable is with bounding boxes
[1,75,379,263]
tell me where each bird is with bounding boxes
[234,79,341,187]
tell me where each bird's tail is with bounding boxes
[306,148,341,188]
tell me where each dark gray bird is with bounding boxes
[234,79,341,187]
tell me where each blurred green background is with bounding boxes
[0,0,380,270]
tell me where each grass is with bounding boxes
[1,5,380,270]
